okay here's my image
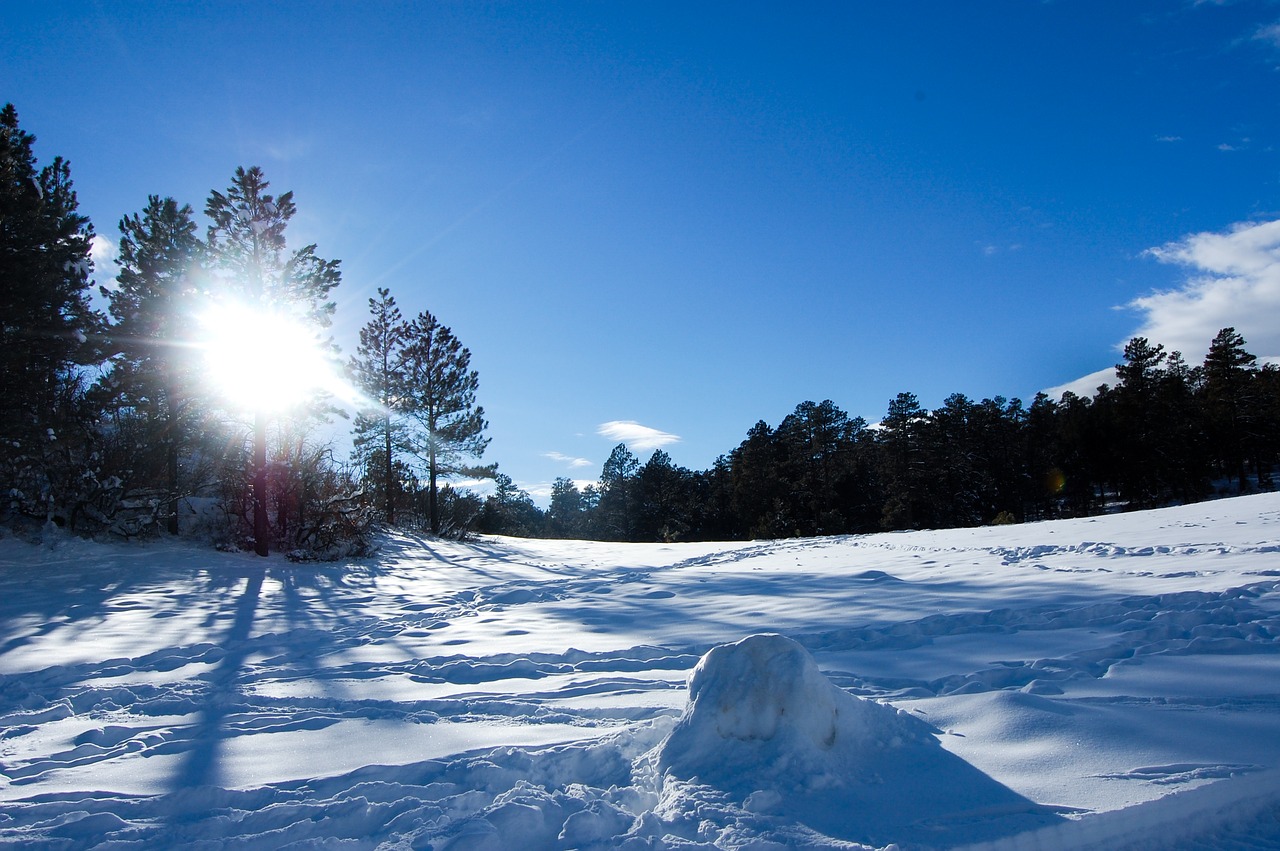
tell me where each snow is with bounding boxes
[2,495,1280,849]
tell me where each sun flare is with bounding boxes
[198,302,337,413]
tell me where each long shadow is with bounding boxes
[171,565,264,793]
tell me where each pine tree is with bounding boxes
[204,166,341,553]
[878,392,929,530]
[102,196,203,533]
[478,472,544,536]
[0,103,103,523]
[634,449,692,542]
[1201,327,1258,491]
[349,287,410,523]
[595,443,639,540]
[1112,337,1169,507]
[547,476,584,538]
[1025,392,1064,519]
[728,420,784,538]
[774,400,864,535]
[205,166,340,324]
[400,310,492,534]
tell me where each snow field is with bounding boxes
[1,495,1279,848]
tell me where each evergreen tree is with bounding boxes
[1113,337,1167,507]
[634,449,692,541]
[1024,392,1064,519]
[878,392,929,530]
[1255,364,1280,489]
[1055,390,1107,515]
[349,287,410,523]
[1156,351,1211,503]
[205,166,340,325]
[728,420,785,538]
[0,103,103,523]
[204,166,341,553]
[595,443,639,540]
[1200,327,1258,491]
[547,477,584,538]
[399,310,492,534]
[774,400,865,535]
[478,472,544,536]
[101,195,203,533]
[928,393,985,526]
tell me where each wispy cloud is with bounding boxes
[1155,135,1183,143]
[1049,218,1280,399]
[544,451,592,469]
[597,420,681,452]
[981,242,1023,257]
[1254,21,1280,49]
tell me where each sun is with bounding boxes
[198,301,338,413]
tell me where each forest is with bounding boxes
[492,325,1279,542]
[4,102,1279,553]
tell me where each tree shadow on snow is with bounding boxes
[170,564,264,793]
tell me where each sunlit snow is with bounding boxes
[3,494,1280,848]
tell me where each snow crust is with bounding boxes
[3,494,1280,848]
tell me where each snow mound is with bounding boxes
[657,633,930,788]
[653,634,1064,847]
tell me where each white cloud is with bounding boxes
[597,420,681,453]
[90,234,119,283]
[1046,218,1280,401]
[544,451,592,469]
[1045,366,1119,400]
[524,479,596,505]
[1135,218,1280,362]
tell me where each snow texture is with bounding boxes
[3,494,1280,849]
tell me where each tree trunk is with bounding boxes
[164,378,180,536]
[384,414,395,524]
[167,435,180,536]
[429,441,439,535]
[254,409,269,556]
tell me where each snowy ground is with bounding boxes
[3,494,1280,849]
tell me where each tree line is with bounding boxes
[477,329,1279,542]
[5,101,1278,550]
[1,104,489,555]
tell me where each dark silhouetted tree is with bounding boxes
[594,443,639,540]
[1200,327,1258,491]
[101,195,204,533]
[0,103,103,524]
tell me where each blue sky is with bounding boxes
[6,1,1280,499]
